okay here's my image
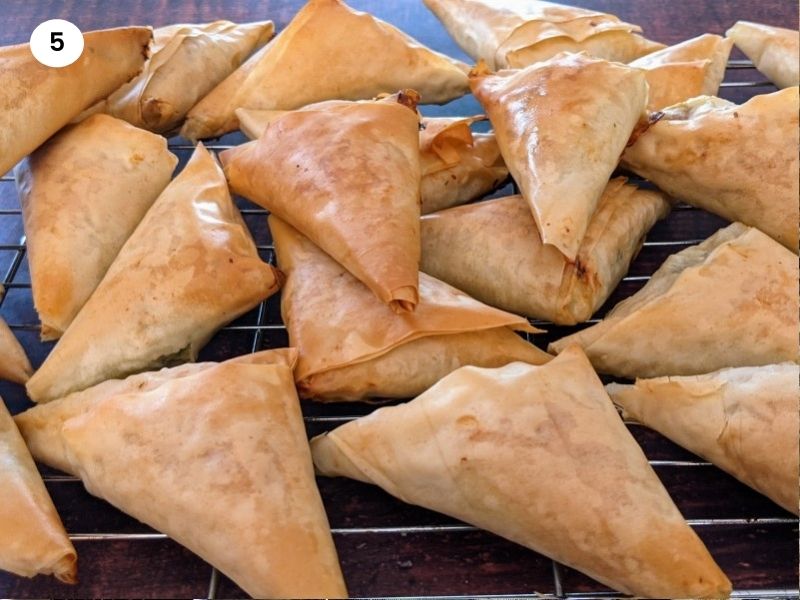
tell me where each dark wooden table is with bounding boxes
[1,1,798,598]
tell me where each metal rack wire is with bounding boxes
[0,58,797,599]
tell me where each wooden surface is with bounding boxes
[1,0,798,598]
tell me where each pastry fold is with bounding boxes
[181,0,469,140]
[15,114,177,340]
[311,345,731,599]
[423,0,663,69]
[470,53,648,260]
[629,34,733,110]
[15,349,347,599]
[0,400,76,583]
[550,223,799,378]
[90,20,274,133]
[271,216,550,401]
[26,144,282,403]
[222,94,421,312]
[622,88,800,251]
[421,178,671,324]
[236,109,507,215]
[0,27,151,176]
[608,363,799,515]
[726,21,799,89]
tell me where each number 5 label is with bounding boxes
[30,19,84,68]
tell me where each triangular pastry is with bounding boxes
[271,216,550,401]
[0,399,76,583]
[15,114,178,340]
[0,27,152,175]
[15,349,348,598]
[608,363,800,515]
[726,21,799,89]
[311,345,731,598]
[629,34,733,110]
[423,0,663,69]
[25,144,282,403]
[85,20,274,133]
[550,223,799,378]
[222,94,421,312]
[236,109,507,215]
[622,88,800,251]
[470,52,648,260]
[421,178,671,324]
[0,286,32,384]
[181,0,469,140]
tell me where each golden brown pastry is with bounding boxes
[15,349,347,598]
[421,178,671,324]
[608,363,799,515]
[222,94,421,312]
[550,223,799,378]
[25,144,282,403]
[0,286,32,384]
[0,399,76,583]
[87,20,274,133]
[271,216,550,401]
[629,34,733,110]
[311,345,731,598]
[622,88,800,251]
[15,114,177,340]
[423,0,663,69]
[181,0,469,140]
[726,21,799,89]
[470,53,648,260]
[236,109,507,214]
[0,27,152,176]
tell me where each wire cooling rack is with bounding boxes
[0,59,797,599]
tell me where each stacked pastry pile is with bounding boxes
[0,1,798,598]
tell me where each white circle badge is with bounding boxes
[30,19,84,68]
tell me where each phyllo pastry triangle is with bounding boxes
[421,178,671,324]
[15,349,347,598]
[311,345,731,598]
[423,0,663,69]
[0,288,32,384]
[181,0,468,140]
[726,21,799,89]
[26,144,282,403]
[0,27,152,175]
[629,33,733,110]
[89,20,274,134]
[470,52,648,260]
[222,93,421,312]
[271,216,550,401]
[15,114,178,340]
[608,363,799,515]
[622,88,800,251]
[0,400,76,583]
[550,223,799,378]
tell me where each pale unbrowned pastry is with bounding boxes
[83,20,274,133]
[15,114,177,340]
[311,346,732,598]
[25,144,282,403]
[726,21,799,88]
[629,33,733,110]
[622,88,800,251]
[470,52,648,260]
[550,223,799,377]
[271,216,550,401]
[420,178,671,324]
[608,363,800,515]
[221,94,421,312]
[423,0,663,69]
[15,349,347,599]
[181,0,469,140]
[0,399,76,583]
[0,27,152,176]
[0,285,32,384]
